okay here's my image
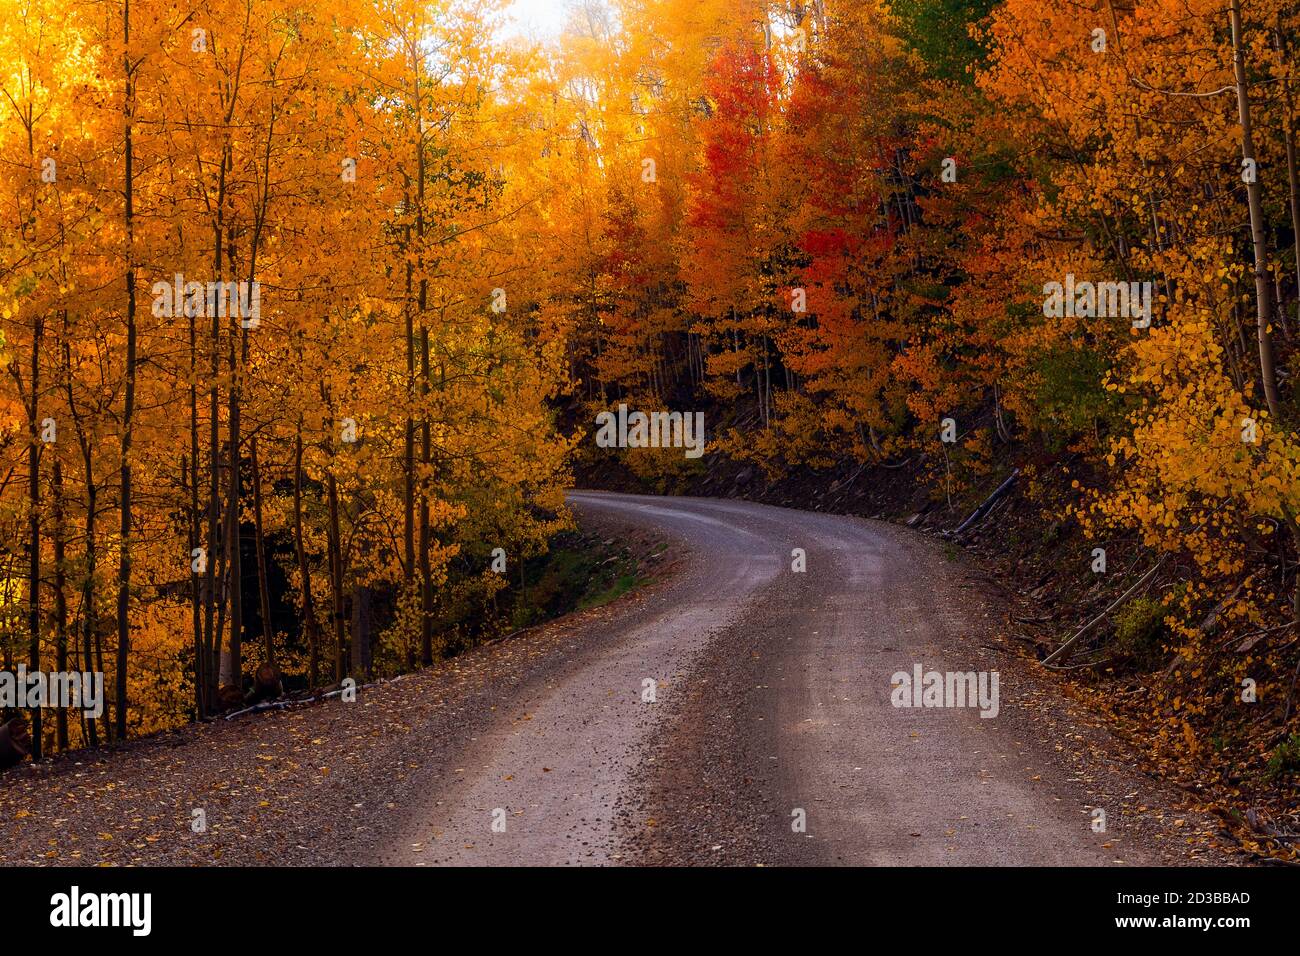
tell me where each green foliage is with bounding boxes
[1266,733,1300,782]
[510,531,645,627]
[889,0,999,83]
[579,572,642,610]
[1113,595,1169,669]
[1029,343,1118,445]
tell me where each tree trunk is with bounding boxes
[293,426,321,688]
[351,581,372,679]
[404,218,416,606]
[59,328,99,747]
[79,447,99,748]
[419,325,433,665]
[53,457,68,751]
[27,315,43,760]
[413,74,434,668]
[204,140,230,714]
[250,435,275,665]
[225,319,243,691]
[1278,22,1300,331]
[326,463,346,682]
[188,305,206,718]
[1230,0,1282,420]
[115,0,138,741]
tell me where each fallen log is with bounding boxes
[0,717,31,769]
[951,468,1020,537]
[1041,557,1167,667]
[222,673,408,721]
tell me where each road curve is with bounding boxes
[379,491,1202,867]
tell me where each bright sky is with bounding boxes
[503,0,573,39]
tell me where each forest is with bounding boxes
[2,0,1299,827]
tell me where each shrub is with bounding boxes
[1266,733,1300,783]
[1113,595,1169,669]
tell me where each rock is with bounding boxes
[0,717,30,769]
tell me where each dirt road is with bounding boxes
[379,491,1228,866]
[0,492,1233,867]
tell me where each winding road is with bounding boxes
[377,491,1199,866]
[1,491,1222,867]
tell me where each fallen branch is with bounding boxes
[1042,657,1114,671]
[874,455,915,471]
[1230,619,1294,652]
[1200,581,1244,637]
[838,459,869,488]
[950,468,1020,537]
[222,673,407,721]
[1012,613,1055,625]
[1041,557,1167,667]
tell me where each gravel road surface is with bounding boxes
[0,492,1235,866]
